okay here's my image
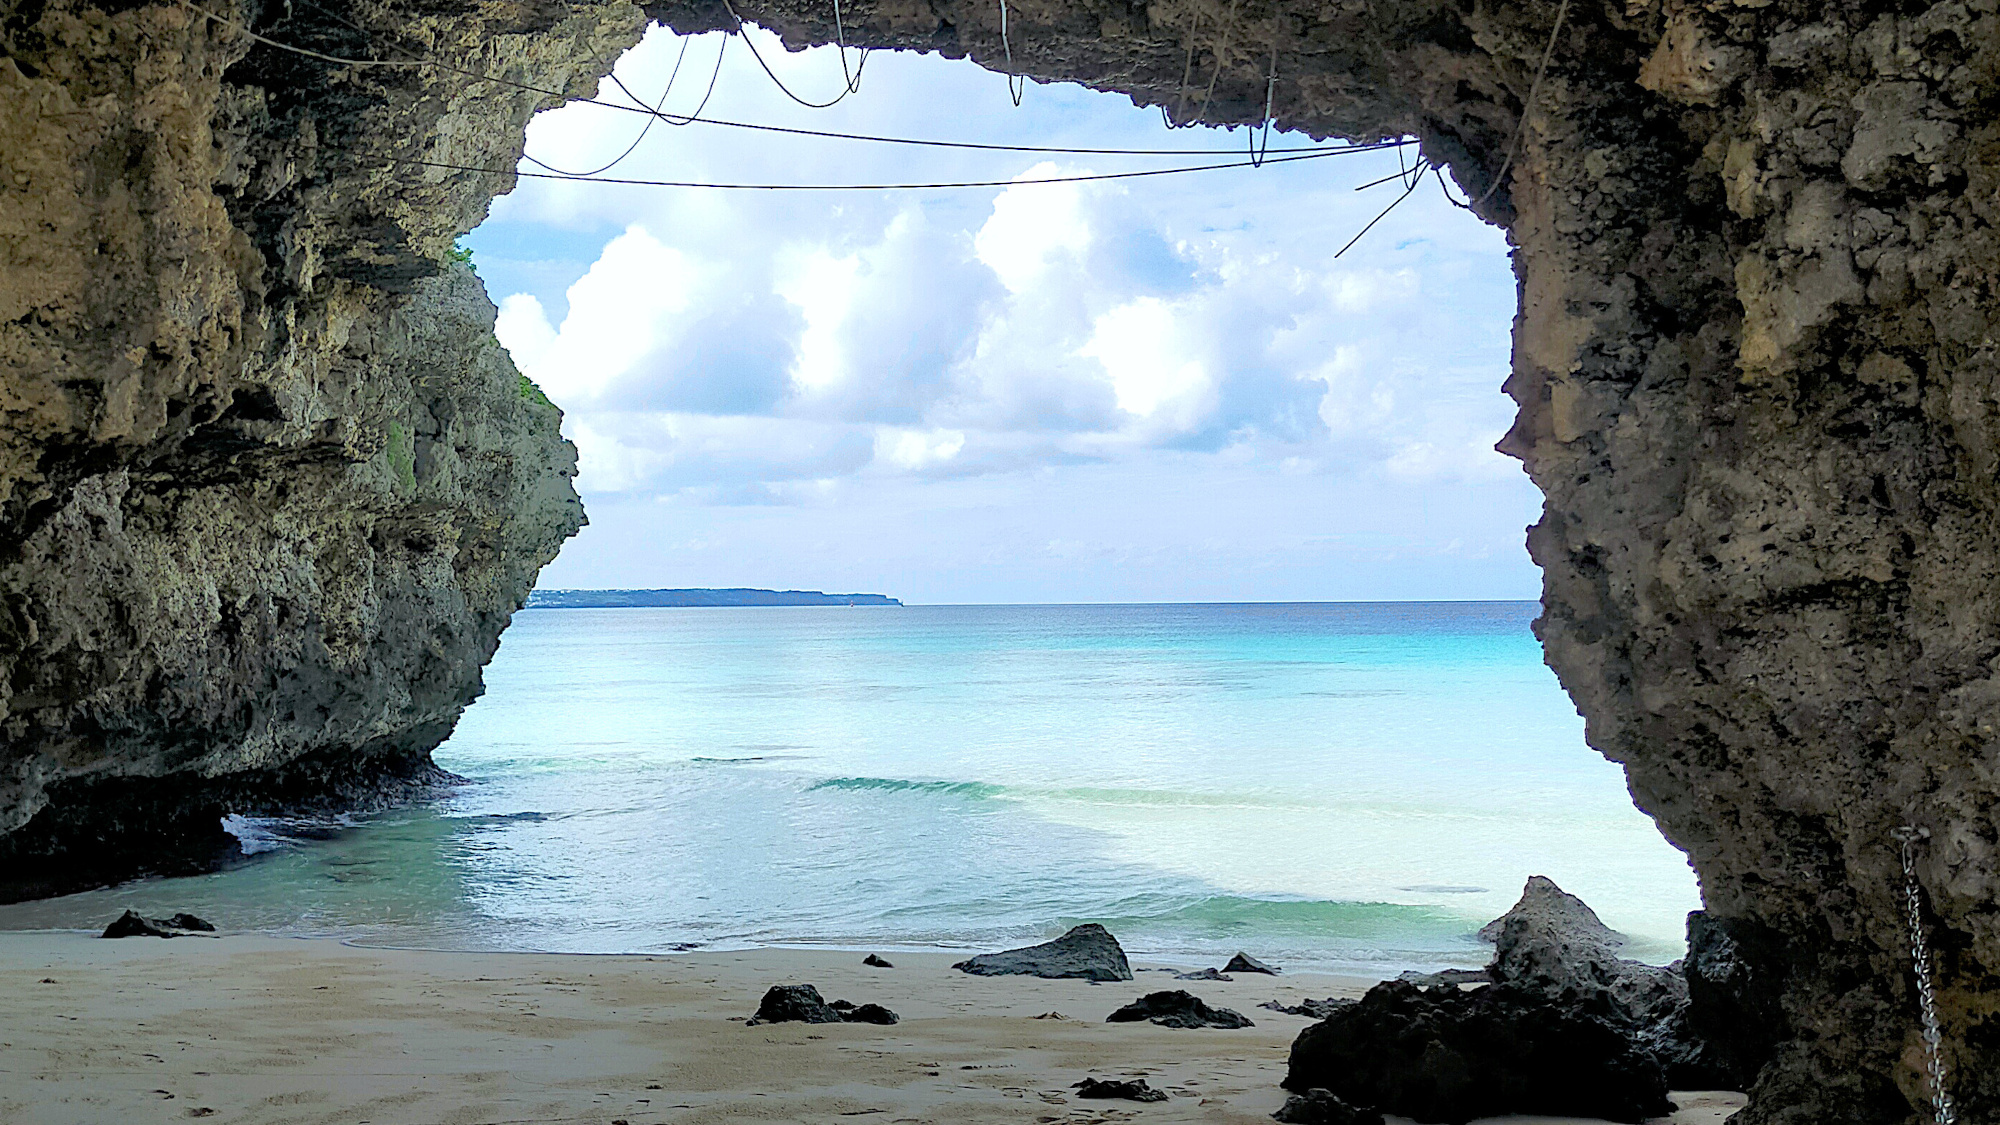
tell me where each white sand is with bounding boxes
[0,932,1742,1125]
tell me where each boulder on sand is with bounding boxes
[101,910,214,938]
[1272,1088,1385,1125]
[1073,1077,1169,1102]
[1261,997,1355,1020]
[1282,979,1672,1124]
[952,923,1132,982]
[1224,952,1280,975]
[747,985,900,1026]
[1174,967,1231,981]
[862,954,893,968]
[1107,990,1255,1029]
[748,984,845,1025]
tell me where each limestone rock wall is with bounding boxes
[0,0,622,894]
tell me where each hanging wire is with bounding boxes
[829,0,864,93]
[1159,13,1201,129]
[1193,0,1240,121]
[404,145,1364,190]
[179,0,1371,157]
[605,33,727,128]
[997,0,1025,106]
[1470,0,1570,209]
[1335,157,1429,257]
[523,35,693,177]
[1249,31,1278,167]
[719,0,866,108]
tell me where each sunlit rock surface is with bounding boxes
[5,0,1999,1119]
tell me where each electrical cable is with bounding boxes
[829,0,864,93]
[720,0,866,108]
[405,144,1360,190]
[1159,13,1201,130]
[1249,32,1277,167]
[1335,158,1428,257]
[605,30,726,127]
[523,35,692,177]
[998,0,1025,106]
[1184,0,1232,119]
[1471,0,1570,209]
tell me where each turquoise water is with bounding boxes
[0,602,1700,971]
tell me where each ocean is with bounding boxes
[0,602,1700,972]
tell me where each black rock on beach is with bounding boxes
[952,923,1132,982]
[1073,1077,1169,1102]
[1107,990,1255,1029]
[1223,952,1280,975]
[747,985,900,1026]
[100,910,215,938]
[1280,877,1736,1123]
[1283,979,1672,1124]
[1272,1088,1386,1125]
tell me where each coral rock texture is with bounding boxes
[6,0,2000,1120]
[0,0,613,895]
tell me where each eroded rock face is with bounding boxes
[7,0,1999,1119]
[0,0,617,894]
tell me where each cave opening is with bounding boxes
[6,0,1996,1118]
[443,22,1708,960]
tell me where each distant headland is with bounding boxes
[524,588,902,609]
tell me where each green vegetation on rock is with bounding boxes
[518,374,554,409]
[385,420,417,490]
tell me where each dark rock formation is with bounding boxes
[1485,879,1689,1043]
[747,985,899,1025]
[1174,967,1232,981]
[862,954,893,968]
[953,924,1132,982]
[1072,1077,1169,1103]
[748,984,845,1025]
[101,909,213,937]
[1478,878,1734,1090]
[1284,980,1674,1125]
[840,1002,900,1025]
[1261,998,1356,1020]
[1272,1088,1386,1125]
[1224,952,1280,975]
[1681,911,1787,1092]
[1106,990,1254,1029]
[1479,875,1623,955]
[0,0,597,899]
[15,0,2000,1114]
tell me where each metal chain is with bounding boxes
[1893,826,1957,1125]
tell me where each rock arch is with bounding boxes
[3,0,1997,1119]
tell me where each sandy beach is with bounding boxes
[0,931,1742,1125]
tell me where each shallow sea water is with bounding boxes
[0,602,1700,972]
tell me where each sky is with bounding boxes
[467,24,1536,604]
